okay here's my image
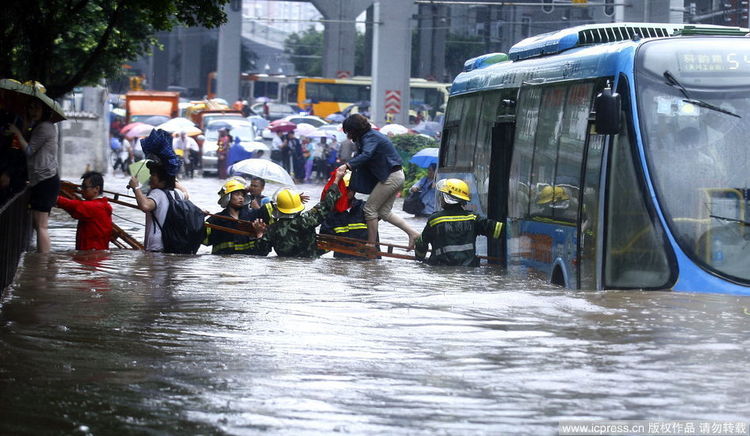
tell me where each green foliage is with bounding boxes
[284,28,323,77]
[0,0,230,98]
[445,33,487,79]
[284,28,366,77]
[390,134,438,195]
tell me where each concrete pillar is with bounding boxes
[312,0,373,78]
[363,5,374,76]
[179,26,203,96]
[371,0,414,125]
[217,3,242,102]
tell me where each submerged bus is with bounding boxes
[297,76,450,120]
[441,23,750,295]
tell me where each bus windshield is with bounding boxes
[636,38,750,282]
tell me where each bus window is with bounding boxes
[306,82,369,102]
[508,86,541,219]
[605,80,671,289]
[579,133,606,290]
[441,97,464,168]
[553,82,594,222]
[454,94,482,169]
[529,86,566,218]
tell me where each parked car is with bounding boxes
[250,102,297,121]
[261,115,329,139]
[202,119,264,176]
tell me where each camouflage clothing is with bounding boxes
[203,203,274,255]
[415,204,503,267]
[259,185,341,257]
[319,198,368,259]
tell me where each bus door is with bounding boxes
[487,116,514,266]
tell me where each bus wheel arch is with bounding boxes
[550,260,568,288]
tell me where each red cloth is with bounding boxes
[321,171,350,212]
[56,196,113,250]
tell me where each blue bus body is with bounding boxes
[440,23,750,295]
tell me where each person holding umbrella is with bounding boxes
[8,99,60,253]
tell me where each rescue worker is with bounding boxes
[415,178,503,267]
[203,178,271,255]
[255,167,345,257]
[319,172,369,259]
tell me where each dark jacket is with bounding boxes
[415,205,503,267]
[319,198,368,259]
[203,204,272,255]
[347,130,402,190]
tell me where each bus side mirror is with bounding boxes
[595,87,621,135]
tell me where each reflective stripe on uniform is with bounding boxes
[213,240,257,252]
[428,214,477,227]
[333,223,368,233]
[434,243,474,256]
[493,222,503,239]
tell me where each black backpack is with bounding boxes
[152,189,206,254]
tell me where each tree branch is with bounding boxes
[48,0,126,97]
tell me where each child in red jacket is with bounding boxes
[56,171,113,250]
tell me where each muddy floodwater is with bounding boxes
[1,174,749,435]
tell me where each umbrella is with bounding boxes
[0,79,66,123]
[413,121,442,137]
[325,113,345,123]
[294,123,317,136]
[120,122,146,135]
[409,147,439,168]
[306,129,336,139]
[141,115,170,126]
[125,123,154,139]
[254,96,271,103]
[379,123,409,136]
[157,117,196,133]
[141,129,182,176]
[229,158,295,186]
[112,108,126,117]
[269,120,296,133]
[128,159,151,186]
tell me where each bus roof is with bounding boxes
[452,22,749,96]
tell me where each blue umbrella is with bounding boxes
[141,129,182,176]
[409,147,439,168]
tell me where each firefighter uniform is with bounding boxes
[259,184,341,257]
[319,198,368,258]
[203,204,272,255]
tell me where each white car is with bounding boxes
[261,115,329,139]
[202,119,268,175]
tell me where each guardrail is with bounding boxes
[0,188,32,295]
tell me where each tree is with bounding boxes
[444,33,487,81]
[284,28,324,77]
[0,0,230,98]
[284,28,367,77]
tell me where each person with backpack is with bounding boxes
[128,160,199,252]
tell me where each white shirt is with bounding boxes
[144,188,183,252]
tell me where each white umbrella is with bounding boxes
[306,129,336,139]
[229,158,295,186]
[379,123,409,136]
[241,141,270,152]
[125,123,154,139]
[157,117,198,133]
[294,122,317,136]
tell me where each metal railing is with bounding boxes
[0,188,32,295]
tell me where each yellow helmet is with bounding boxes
[274,188,304,214]
[436,178,471,202]
[536,185,569,205]
[218,179,246,197]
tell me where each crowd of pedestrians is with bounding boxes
[6,101,499,267]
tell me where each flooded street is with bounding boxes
[2,174,749,435]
